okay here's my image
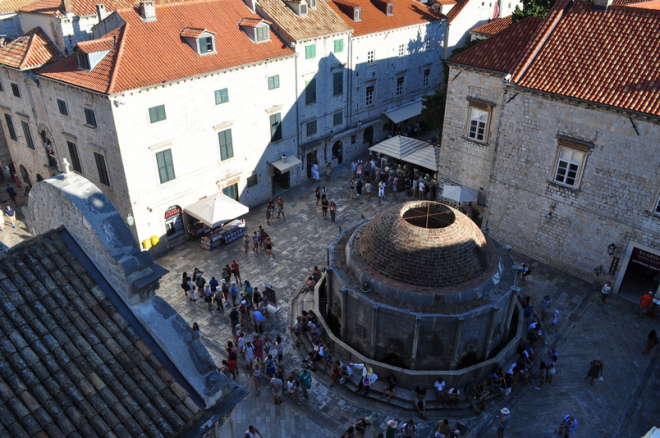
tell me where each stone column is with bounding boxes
[482,305,499,359]
[505,286,520,334]
[370,304,379,356]
[450,316,465,369]
[340,287,349,339]
[410,314,422,369]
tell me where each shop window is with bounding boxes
[270,113,282,141]
[164,205,184,239]
[20,121,34,149]
[57,99,68,116]
[215,88,229,105]
[156,149,176,183]
[67,141,82,173]
[149,104,167,123]
[218,129,234,161]
[94,152,110,186]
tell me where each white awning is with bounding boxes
[369,135,439,172]
[384,100,424,124]
[442,185,479,203]
[270,155,302,172]
[402,145,440,172]
[184,192,249,228]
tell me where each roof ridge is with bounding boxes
[508,0,573,82]
[18,28,37,70]
[107,24,127,94]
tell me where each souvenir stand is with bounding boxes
[184,192,250,251]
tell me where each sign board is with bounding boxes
[609,256,619,275]
[630,247,660,272]
[264,282,277,308]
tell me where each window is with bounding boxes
[306,120,317,136]
[305,44,316,59]
[425,38,432,51]
[365,86,374,106]
[333,111,343,126]
[67,141,82,173]
[223,183,238,201]
[270,113,282,141]
[396,77,404,96]
[10,83,20,98]
[57,99,68,116]
[386,3,393,14]
[300,4,307,14]
[367,50,375,63]
[4,114,16,140]
[20,121,34,149]
[247,174,258,188]
[94,152,110,186]
[199,36,214,54]
[354,8,361,20]
[218,129,234,161]
[256,26,269,42]
[268,75,280,90]
[309,0,317,7]
[149,105,167,123]
[467,105,490,142]
[553,144,587,188]
[305,78,316,105]
[214,88,229,105]
[156,149,176,183]
[334,39,344,53]
[77,52,90,70]
[655,196,660,215]
[333,71,343,96]
[398,44,405,56]
[423,69,430,87]
[84,108,97,128]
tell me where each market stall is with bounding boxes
[184,192,249,250]
[369,135,439,179]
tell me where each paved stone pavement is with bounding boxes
[0,180,33,249]
[154,159,659,438]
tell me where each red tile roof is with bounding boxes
[38,0,294,94]
[449,17,542,72]
[512,0,660,116]
[471,15,513,35]
[0,0,41,14]
[436,0,457,4]
[623,0,660,8]
[238,17,270,28]
[327,0,444,36]
[76,36,115,53]
[0,27,63,70]
[446,0,469,22]
[180,27,209,38]
[257,0,353,41]
[19,0,200,17]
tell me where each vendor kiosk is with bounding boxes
[184,192,249,251]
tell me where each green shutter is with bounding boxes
[334,39,343,53]
[149,105,166,123]
[4,114,16,140]
[305,78,316,104]
[270,113,282,141]
[305,44,316,59]
[21,121,34,149]
[306,120,317,136]
[268,75,280,90]
[156,149,175,183]
[333,71,343,96]
[219,129,234,161]
[57,99,68,116]
[215,88,229,105]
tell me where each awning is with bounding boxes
[369,135,439,172]
[442,185,479,203]
[270,155,302,172]
[184,192,249,228]
[384,100,423,124]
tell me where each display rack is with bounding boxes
[201,219,246,251]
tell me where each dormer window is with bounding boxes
[284,0,309,16]
[239,18,272,43]
[333,0,361,22]
[300,3,308,14]
[75,37,114,71]
[309,0,317,8]
[181,28,216,55]
[354,8,361,20]
[386,3,393,15]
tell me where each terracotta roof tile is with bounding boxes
[19,0,200,16]
[180,27,209,38]
[436,0,457,4]
[0,27,62,71]
[471,14,513,35]
[512,0,660,116]
[450,16,542,72]
[622,0,660,8]
[238,17,269,28]
[257,0,352,41]
[0,232,198,437]
[0,0,41,14]
[446,0,468,22]
[75,36,115,54]
[39,0,294,94]
[327,0,444,36]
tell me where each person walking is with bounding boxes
[265,237,274,259]
[314,186,321,206]
[299,368,312,399]
[277,196,285,220]
[638,291,654,317]
[265,203,272,226]
[270,372,283,405]
[584,358,603,385]
[326,163,332,181]
[400,420,416,438]
[559,415,577,437]
[356,178,363,197]
[600,281,612,304]
[497,408,511,438]
[541,295,553,322]
[5,205,16,228]
[330,201,337,222]
[378,180,385,200]
[364,181,372,201]
[252,364,262,396]
[350,178,356,200]
[311,162,320,181]
[244,425,263,438]
[321,196,328,220]
[231,260,241,284]
[243,234,249,253]
[252,231,260,252]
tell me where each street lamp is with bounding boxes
[607,243,616,255]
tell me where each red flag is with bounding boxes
[493,0,500,19]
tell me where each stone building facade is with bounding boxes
[439,0,660,291]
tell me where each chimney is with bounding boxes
[139,0,156,21]
[96,4,107,21]
[592,0,613,9]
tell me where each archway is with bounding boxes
[363,126,374,146]
[332,141,343,165]
[20,165,31,186]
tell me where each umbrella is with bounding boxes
[442,185,479,203]
[184,192,249,228]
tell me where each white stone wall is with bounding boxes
[19,12,98,55]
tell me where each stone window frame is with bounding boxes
[367,50,375,63]
[90,145,111,187]
[398,44,405,57]
[650,183,660,217]
[550,137,592,190]
[396,76,404,96]
[464,98,494,144]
